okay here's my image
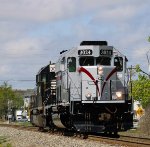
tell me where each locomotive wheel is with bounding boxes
[108,131,112,135]
[38,127,44,132]
[74,131,81,137]
[48,128,55,133]
[104,131,108,136]
[81,133,88,139]
[113,131,118,137]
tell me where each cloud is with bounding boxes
[0,0,79,23]
[3,38,42,57]
[0,65,10,76]
[0,0,149,24]
[0,0,150,89]
[92,6,137,24]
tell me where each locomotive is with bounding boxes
[30,41,133,136]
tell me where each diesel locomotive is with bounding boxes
[30,41,133,136]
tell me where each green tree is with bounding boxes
[0,82,23,118]
[132,65,150,108]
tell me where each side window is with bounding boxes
[36,75,38,83]
[42,74,46,84]
[61,57,65,71]
[67,57,76,72]
[114,57,123,71]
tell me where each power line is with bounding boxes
[0,80,35,82]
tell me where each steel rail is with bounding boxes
[88,134,150,147]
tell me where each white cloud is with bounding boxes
[3,38,41,56]
[0,0,148,24]
[133,47,149,59]
[0,0,79,22]
[0,65,10,76]
[93,6,137,23]
[0,0,150,89]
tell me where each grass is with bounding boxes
[119,128,141,134]
[0,136,7,144]
[14,121,32,127]
[119,128,150,139]
[0,119,33,127]
[0,136,12,147]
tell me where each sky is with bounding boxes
[0,0,150,89]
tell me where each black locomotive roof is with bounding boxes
[37,64,49,75]
[80,41,107,46]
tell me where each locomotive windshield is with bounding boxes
[79,57,94,66]
[79,56,123,71]
[79,56,111,66]
[96,56,111,65]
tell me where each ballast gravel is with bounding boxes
[0,126,123,147]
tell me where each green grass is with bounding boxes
[0,143,12,147]
[0,136,12,147]
[14,121,32,127]
[0,136,7,144]
[119,128,140,134]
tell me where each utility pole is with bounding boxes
[127,65,134,112]
[129,65,133,99]
[147,36,150,78]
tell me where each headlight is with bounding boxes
[97,66,103,75]
[85,92,92,100]
[116,91,122,99]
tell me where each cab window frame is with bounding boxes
[79,57,94,66]
[114,56,123,72]
[67,57,76,72]
[96,56,111,66]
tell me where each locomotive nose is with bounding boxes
[79,66,99,102]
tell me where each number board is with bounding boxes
[49,65,55,72]
[100,49,113,56]
[78,49,92,55]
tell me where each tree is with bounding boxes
[0,82,24,118]
[131,65,150,108]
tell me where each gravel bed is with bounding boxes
[0,126,124,147]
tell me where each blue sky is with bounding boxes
[0,0,150,89]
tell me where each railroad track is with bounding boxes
[0,123,38,131]
[0,123,150,147]
[119,135,150,146]
[88,134,150,147]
